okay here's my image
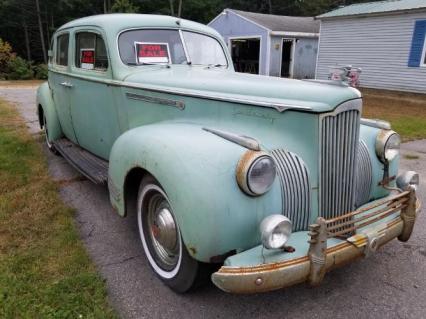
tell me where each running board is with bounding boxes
[53,138,109,185]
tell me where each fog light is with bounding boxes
[260,215,292,249]
[397,171,419,191]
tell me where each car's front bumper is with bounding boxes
[212,189,421,294]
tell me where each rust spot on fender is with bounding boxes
[188,246,197,256]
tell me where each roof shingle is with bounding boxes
[317,0,426,19]
[228,9,320,33]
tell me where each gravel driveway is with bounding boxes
[1,86,425,319]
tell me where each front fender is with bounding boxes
[359,124,399,200]
[108,123,281,262]
[36,82,62,141]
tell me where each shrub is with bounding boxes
[6,56,34,80]
[0,38,16,78]
[34,64,48,79]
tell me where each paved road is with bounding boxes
[1,86,425,319]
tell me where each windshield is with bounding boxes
[118,29,228,67]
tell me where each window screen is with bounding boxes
[75,32,109,70]
[56,34,69,66]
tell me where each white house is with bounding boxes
[316,0,426,93]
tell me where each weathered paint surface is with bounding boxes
[212,192,421,293]
[37,14,402,265]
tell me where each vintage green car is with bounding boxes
[37,14,421,293]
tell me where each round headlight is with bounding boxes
[375,130,401,163]
[236,151,276,196]
[260,215,292,249]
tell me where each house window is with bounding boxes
[422,35,426,66]
[75,32,109,71]
[56,34,69,66]
[408,20,426,67]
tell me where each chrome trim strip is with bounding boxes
[360,118,391,130]
[271,150,311,231]
[178,29,191,65]
[202,127,260,151]
[126,92,185,110]
[48,69,313,112]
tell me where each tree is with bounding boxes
[111,0,139,13]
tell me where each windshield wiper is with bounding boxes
[205,64,227,69]
[127,62,170,68]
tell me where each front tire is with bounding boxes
[137,175,199,293]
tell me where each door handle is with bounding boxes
[60,82,73,88]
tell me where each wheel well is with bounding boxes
[37,104,44,129]
[123,167,149,217]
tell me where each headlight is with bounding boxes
[260,214,292,249]
[236,151,276,196]
[375,130,401,163]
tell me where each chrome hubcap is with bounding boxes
[147,193,179,269]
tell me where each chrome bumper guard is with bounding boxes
[212,188,421,293]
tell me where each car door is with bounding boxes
[68,28,121,160]
[49,32,78,143]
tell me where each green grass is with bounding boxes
[0,99,116,318]
[362,89,426,141]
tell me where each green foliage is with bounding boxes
[34,63,48,79]
[6,56,34,80]
[111,0,139,13]
[0,38,15,78]
[0,99,117,318]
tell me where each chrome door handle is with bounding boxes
[60,82,73,88]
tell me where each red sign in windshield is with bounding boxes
[136,43,169,63]
[81,50,95,64]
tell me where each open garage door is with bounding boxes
[230,38,260,74]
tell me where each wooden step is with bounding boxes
[53,138,109,185]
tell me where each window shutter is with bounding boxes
[408,20,426,67]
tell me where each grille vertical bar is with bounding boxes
[271,150,311,231]
[355,141,372,207]
[320,109,360,219]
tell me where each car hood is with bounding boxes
[122,66,361,113]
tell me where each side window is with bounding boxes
[75,32,108,71]
[56,34,69,66]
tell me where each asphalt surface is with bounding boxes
[1,86,425,319]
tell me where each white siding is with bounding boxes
[316,12,426,93]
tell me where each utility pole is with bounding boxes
[35,0,47,63]
[178,0,182,17]
[169,0,175,16]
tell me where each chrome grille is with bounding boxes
[320,107,361,219]
[355,141,372,207]
[271,150,311,231]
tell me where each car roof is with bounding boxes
[57,13,221,38]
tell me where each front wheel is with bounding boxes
[137,175,199,293]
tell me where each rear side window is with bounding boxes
[56,34,69,66]
[75,32,108,71]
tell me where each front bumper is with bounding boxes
[212,189,421,293]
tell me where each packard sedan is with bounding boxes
[37,14,421,293]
